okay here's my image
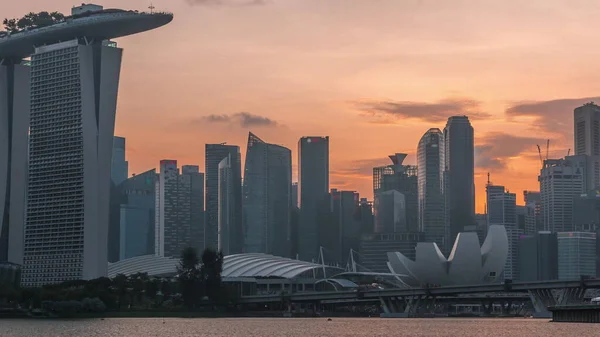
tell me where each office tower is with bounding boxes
[486,184,520,280]
[155,161,204,258]
[357,198,374,234]
[14,4,171,287]
[516,206,526,232]
[0,61,29,265]
[182,165,205,255]
[205,144,242,253]
[539,155,586,232]
[573,192,600,232]
[574,102,600,190]
[298,136,329,261]
[524,191,542,234]
[358,232,424,273]
[417,128,446,252]
[119,169,156,260]
[518,232,558,282]
[465,213,487,245]
[444,116,475,246]
[373,154,418,232]
[373,190,407,233]
[321,189,360,264]
[111,136,128,186]
[243,133,292,257]
[291,182,298,208]
[218,155,234,255]
[557,232,597,280]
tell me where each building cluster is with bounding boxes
[1,3,600,289]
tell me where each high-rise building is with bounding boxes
[417,128,446,252]
[557,232,597,280]
[0,61,29,265]
[444,116,475,246]
[373,190,406,233]
[119,169,156,260]
[291,182,298,209]
[518,232,558,282]
[298,136,329,261]
[155,161,204,258]
[373,154,418,232]
[357,198,374,234]
[205,144,242,253]
[243,133,292,257]
[111,136,128,186]
[486,184,520,280]
[321,189,360,264]
[539,156,586,232]
[574,102,600,190]
[523,191,542,235]
[218,155,234,255]
[573,192,600,232]
[358,232,424,273]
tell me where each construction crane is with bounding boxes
[537,144,543,166]
[546,139,550,161]
[567,148,571,156]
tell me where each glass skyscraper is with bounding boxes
[111,136,128,186]
[205,144,242,253]
[444,116,475,247]
[298,136,329,262]
[243,132,292,257]
[417,128,447,253]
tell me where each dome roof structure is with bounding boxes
[387,225,508,287]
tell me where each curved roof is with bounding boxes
[0,10,173,58]
[108,253,344,279]
[222,253,343,278]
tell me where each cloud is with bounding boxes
[355,98,491,124]
[331,156,415,179]
[505,97,600,135]
[475,132,545,171]
[201,112,279,128]
[186,0,268,6]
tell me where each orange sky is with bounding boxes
[6,0,600,213]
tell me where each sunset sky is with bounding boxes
[6,0,600,212]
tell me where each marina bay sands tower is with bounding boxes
[0,4,172,286]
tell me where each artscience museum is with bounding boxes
[387,225,509,287]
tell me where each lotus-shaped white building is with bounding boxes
[387,225,508,287]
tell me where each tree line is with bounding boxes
[2,12,65,33]
[0,247,236,317]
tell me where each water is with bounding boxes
[1,318,599,336]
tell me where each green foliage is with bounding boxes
[2,11,65,33]
[177,247,202,309]
[201,248,224,302]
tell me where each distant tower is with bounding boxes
[444,116,475,247]
[417,128,446,253]
[574,102,600,190]
[298,136,329,261]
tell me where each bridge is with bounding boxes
[239,278,600,317]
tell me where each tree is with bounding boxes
[201,248,224,302]
[178,247,202,309]
[3,11,65,33]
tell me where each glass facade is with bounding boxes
[557,231,596,280]
[243,133,292,257]
[358,232,424,273]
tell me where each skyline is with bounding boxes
[5,0,600,211]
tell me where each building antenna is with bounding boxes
[487,172,490,186]
[149,2,155,14]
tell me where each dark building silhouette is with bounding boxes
[298,136,329,262]
[358,232,424,273]
[320,189,360,264]
[243,132,292,257]
[357,198,374,234]
[518,232,558,282]
[444,116,475,247]
[205,144,242,253]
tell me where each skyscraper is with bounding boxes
[243,132,292,257]
[218,155,234,255]
[11,4,171,287]
[557,232,597,280]
[417,128,446,252]
[0,60,29,265]
[486,184,519,280]
[119,169,156,260]
[298,136,329,261]
[111,136,128,186]
[373,190,406,233]
[444,116,475,246]
[205,144,242,253]
[539,156,586,232]
[323,189,360,264]
[523,191,542,235]
[373,154,418,232]
[574,102,600,190]
[155,161,204,258]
